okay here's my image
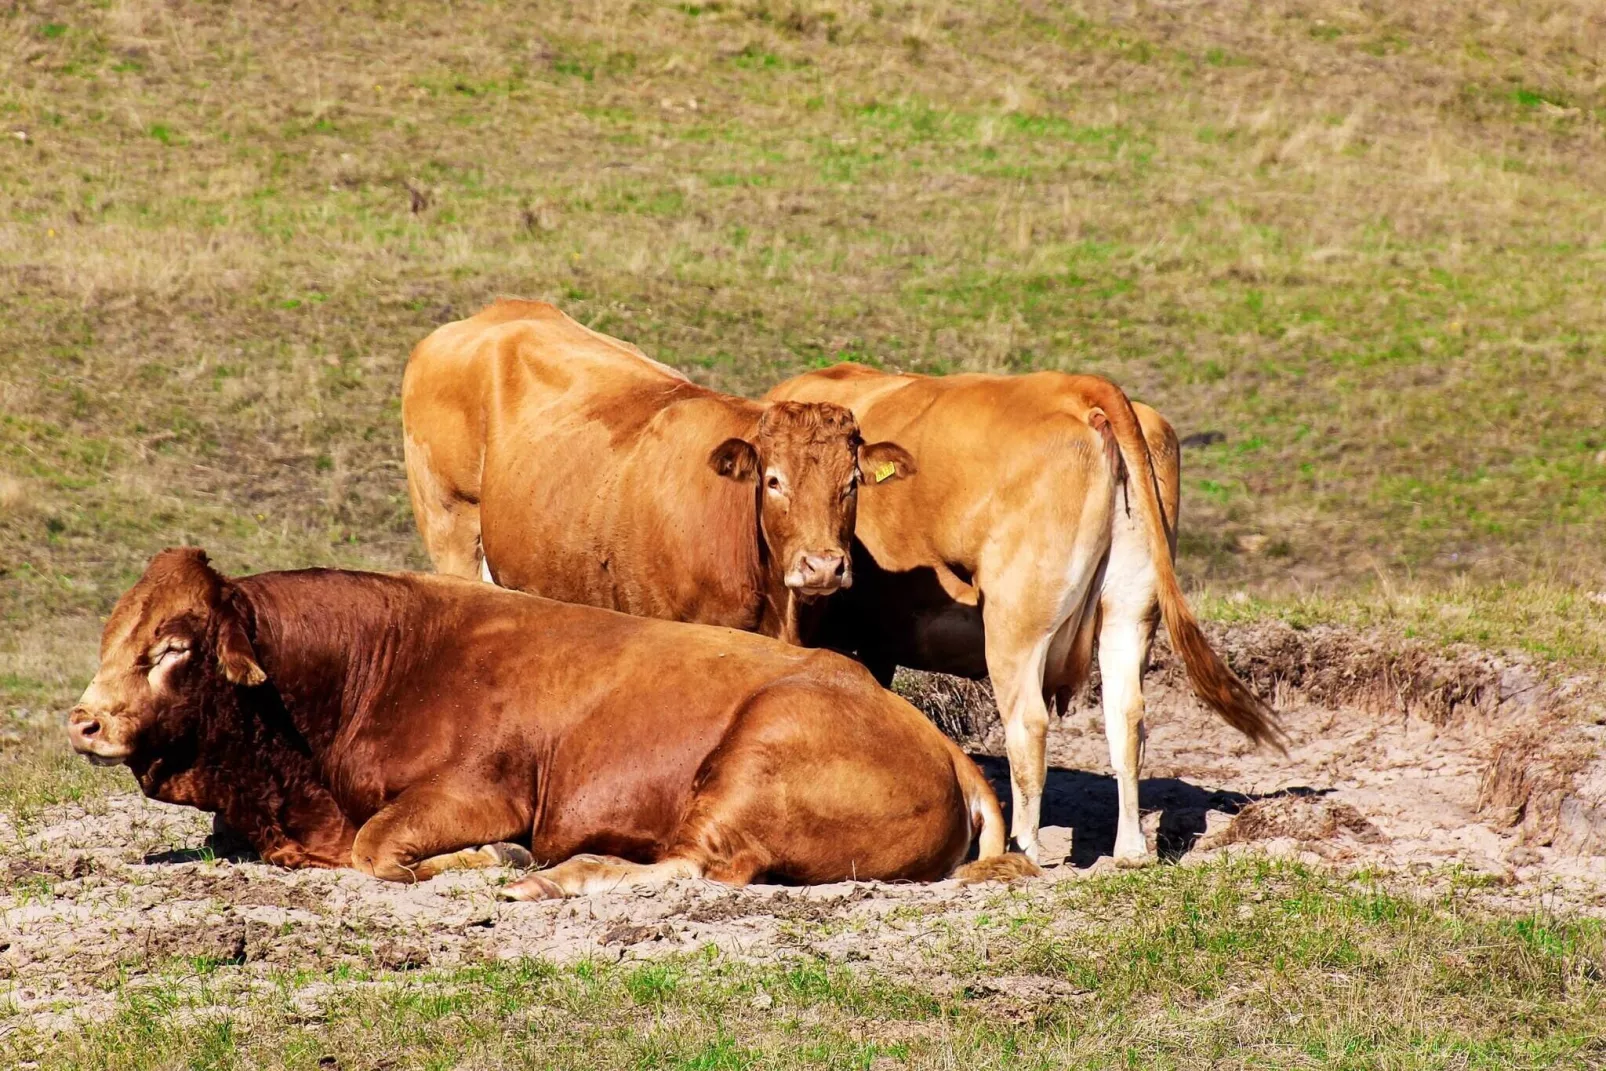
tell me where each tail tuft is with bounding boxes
[952,853,1044,884]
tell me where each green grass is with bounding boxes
[5,860,1602,1069]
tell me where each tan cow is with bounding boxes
[768,366,1280,866]
[402,301,914,644]
[66,548,1036,893]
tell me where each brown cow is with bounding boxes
[66,549,1036,894]
[767,366,1281,867]
[402,300,915,645]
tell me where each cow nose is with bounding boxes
[790,552,850,592]
[68,707,101,743]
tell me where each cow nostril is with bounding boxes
[832,558,846,577]
[77,719,101,738]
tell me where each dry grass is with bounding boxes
[2,0,1605,791]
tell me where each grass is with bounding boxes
[1194,576,1606,665]
[4,859,1602,1069]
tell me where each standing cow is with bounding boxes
[767,366,1281,866]
[66,549,1036,893]
[402,301,914,644]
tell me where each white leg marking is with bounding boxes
[1099,621,1149,864]
[1100,507,1159,867]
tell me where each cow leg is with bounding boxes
[410,842,533,879]
[502,854,705,900]
[423,503,483,580]
[1099,508,1163,867]
[351,786,529,883]
[983,624,1053,863]
[864,654,897,689]
[403,435,483,580]
[1098,605,1158,867]
[1080,400,1176,868]
[982,553,1108,862]
[501,770,770,901]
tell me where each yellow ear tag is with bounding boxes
[873,462,896,483]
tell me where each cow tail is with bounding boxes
[946,744,1043,883]
[1084,380,1285,752]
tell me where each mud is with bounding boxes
[3,623,1604,1033]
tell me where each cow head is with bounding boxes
[707,401,915,598]
[67,547,263,773]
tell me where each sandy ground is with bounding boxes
[4,624,1605,1032]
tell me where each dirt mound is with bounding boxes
[1207,795,1382,848]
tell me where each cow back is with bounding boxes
[417,303,768,629]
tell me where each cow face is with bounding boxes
[67,548,263,769]
[708,401,915,598]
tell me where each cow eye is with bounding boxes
[149,641,191,667]
[766,475,783,493]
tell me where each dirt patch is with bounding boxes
[0,797,1029,1031]
[904,621,1606,869]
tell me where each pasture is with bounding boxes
[2,0,1605,1066]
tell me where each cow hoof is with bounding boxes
[1011,841,1041,864]
[485,842,534,869]
[1113,851,1155,870]
[500,874,565,901]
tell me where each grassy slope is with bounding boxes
[1,0,1604,647]
[5,861,1604,1070]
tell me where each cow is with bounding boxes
[66,548,1038,894]
[767,366,1282,867]
[402,300,915,645]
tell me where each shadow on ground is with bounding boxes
[970,754,1327,866]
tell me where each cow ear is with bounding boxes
[708,438,760,481]
[216,604,266,687]
[858,441,917,484]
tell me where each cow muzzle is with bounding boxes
[67,706,130,766]
[785,551,851,597]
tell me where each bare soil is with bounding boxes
[931,622,1606,876]
[4,623,1604,1033]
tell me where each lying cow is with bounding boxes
[67,548,1036,894]
[402,300,914,645]
[768,366,1282,866]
